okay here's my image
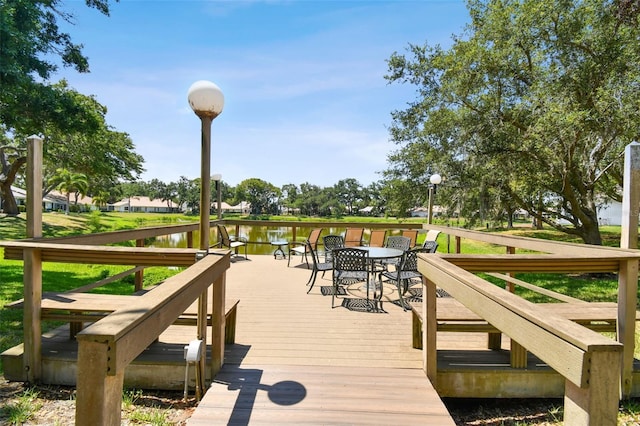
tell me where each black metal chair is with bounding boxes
[421,240,439,253]
[216,224,248,259]
[322,234,344,263]
[305,241,333,294]
[378,235,411,271]
[381,247,432,311]
[331,247,369,308]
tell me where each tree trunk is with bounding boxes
[578,209,603,245]
[0,181,19,215]
[0,153,26,216]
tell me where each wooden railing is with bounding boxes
[74,253,230,425]
[419,253,623,425]
[413,224,640,424]
[421,224,640,398]
[4,219,638,424]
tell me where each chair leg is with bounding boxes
[331,282,337,308]
[306,268,316,286]
[398,279,409,311]
[307,270,318,293]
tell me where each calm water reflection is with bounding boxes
[150,225,402,255]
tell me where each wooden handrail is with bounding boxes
[1,241,200,266]
[422,224,640,255]
[418,253,623,424]
[75,253,230,425]
[438,253,628,273]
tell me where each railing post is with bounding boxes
[135,238,144,291]
[618,259,638,398]
[24,134,43,382]
[23,248,41,382]
[564,350,621,425]
[619,142,640,398]
[197,287,208,398]
[505,246,516,292]
[75,339,124,426]
[423,277,438,384]
[621,141,640,250]
[210,273,226,380]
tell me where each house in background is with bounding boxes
[215,201,251,215]
[110,196,180,213]
[597,200,625,226]
[411,205,447,218]
[5,186,92,212]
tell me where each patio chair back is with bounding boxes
[331,247,369,308]
[333,247,368,273]
[307,228,323,250]
[385,235,411,252]
[368,229,387,247]
[343,228,364,247]
[287,227,323,267]
[323,235,345,262]
[401,230,419,248]
[218,224,231,244]
[425,229,441,242]
[216,224,248,258]
[422,240,439,253]
[379,236,411,269]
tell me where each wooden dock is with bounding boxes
[188,254,455,424]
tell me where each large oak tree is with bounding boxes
[385,0,640,244]
[1,0,144,215]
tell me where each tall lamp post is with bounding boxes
[188,81,224,253]
[212,173,222,220]
[428,172,442,225]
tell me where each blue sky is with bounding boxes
[56,0,469,188]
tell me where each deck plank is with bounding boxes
[189,255,454,424]
[189,364,454,425]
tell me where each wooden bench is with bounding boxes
[7,292,240,344]
[410,298,637,355]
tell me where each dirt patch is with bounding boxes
[0,379,195,425]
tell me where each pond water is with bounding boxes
[150,225,407,255]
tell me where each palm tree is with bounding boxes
[48,168,89,214]
[91,191,111,211]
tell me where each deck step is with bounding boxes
[187,364,455,425]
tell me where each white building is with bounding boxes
[5,186,93,212]
[110,196,180,213]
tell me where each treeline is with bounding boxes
[117,177,399,218]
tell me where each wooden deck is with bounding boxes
[5,253,638,423]
[188,254,455,424]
